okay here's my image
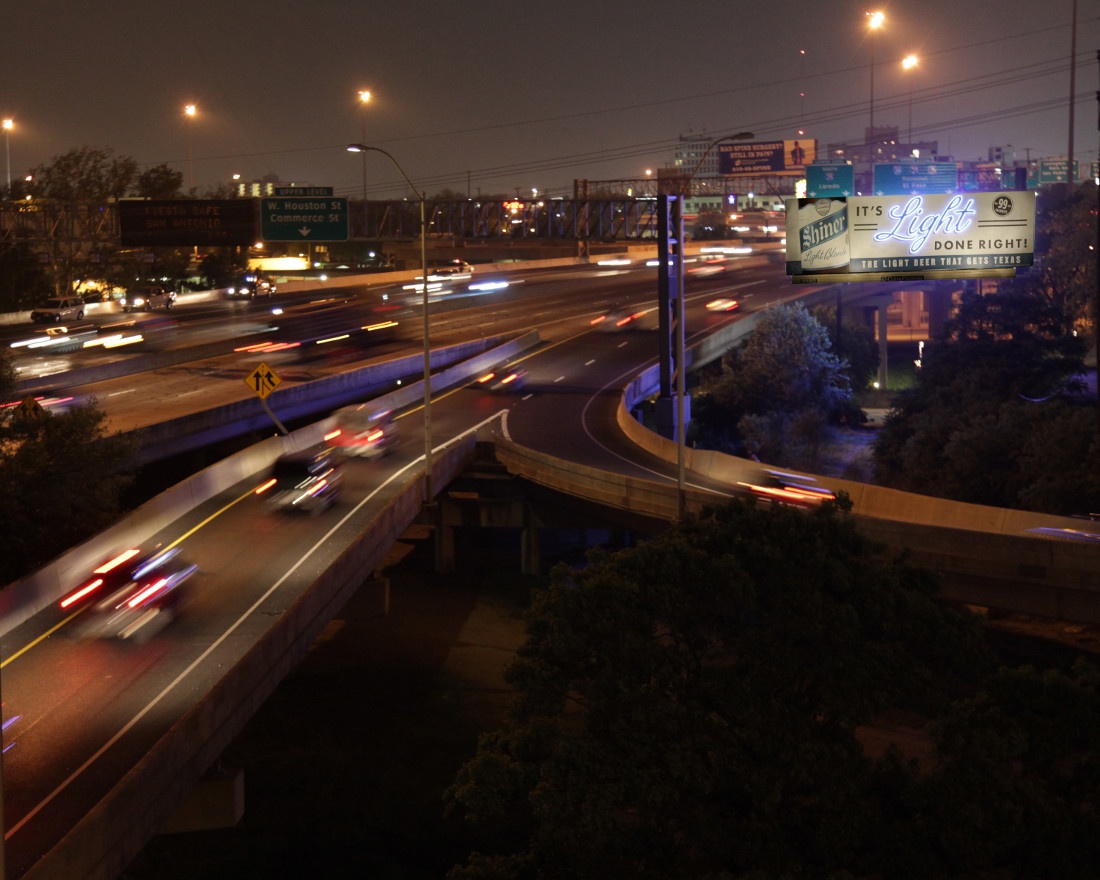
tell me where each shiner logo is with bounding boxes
[992,195,1013,217]
[814,199,835,217]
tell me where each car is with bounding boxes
[30,297,85,323]
[738,469,836,507]
[227,273,276,299]
[591,305,650,332]
[430,259,473,277]
[75,551,198,641]
[59,546,183,611]
[705,297,741,313]
[121,286,175,312]
[255,448,344,514]
[475,365,528,392]
[10,323,99,353]
[326,405,397,459]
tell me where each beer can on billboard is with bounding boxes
[797,198,850,273]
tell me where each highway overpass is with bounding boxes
[2,258,1098,879]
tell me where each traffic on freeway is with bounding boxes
[1,252,791,876]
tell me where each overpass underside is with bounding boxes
[438,440,1100,626]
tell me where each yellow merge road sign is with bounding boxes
[246,362,282,400]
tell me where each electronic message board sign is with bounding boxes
[118,199,256,247]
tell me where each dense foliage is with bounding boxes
[20,146,191,300]
[691,303,854,467]
[446,500,1100,880]
[0,382,135,584]
[872,187,1099,515]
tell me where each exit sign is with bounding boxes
[260,197,348,241]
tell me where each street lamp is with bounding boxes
[866,10,884,139]
[357,90,372,235]
[902,54,919,149]
[346,143,433,502]
[2,118,12,197]
[183,104,197,194]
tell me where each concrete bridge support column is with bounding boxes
[521,511,540,576]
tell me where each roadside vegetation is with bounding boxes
[0,364,135,584]
[446,499,1100,880]
[691,184,1098,517]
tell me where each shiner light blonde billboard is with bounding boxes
[785,191,1036,283]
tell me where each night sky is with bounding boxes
[2,0,1097,198]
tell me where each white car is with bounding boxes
[30,297,85,323]
[121,286,176,312]
[430,260,473,277]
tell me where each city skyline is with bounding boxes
[1,0,1097,198]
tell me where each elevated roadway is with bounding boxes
[2,254,1098,879]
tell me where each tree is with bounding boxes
[872,280,1096,513]
[811,303,880,393]
[136,164,185,199]
[445,499,998,880]
[692,303,852,465]
[29,145,138,203]
[0,395,135,584]
[0,241,53,311]
[26,146,142,298]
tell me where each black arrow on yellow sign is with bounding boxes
[245,362,281,400]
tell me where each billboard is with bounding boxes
[718,139,817,175]
[785,191,1035,281]
[118,199,257,247]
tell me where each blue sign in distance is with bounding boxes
[805,163,855,197]
[260,197,348,242]
[873,163,958,195]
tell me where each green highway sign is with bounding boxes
[260,197,348,242]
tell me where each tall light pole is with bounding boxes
[357,90,371,236]
[902,54,919,149]
[2,118,12,197]
[866,11,884,143]
[347,143,433,502]
[183,104,197,195]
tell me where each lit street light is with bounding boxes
[866,10,884,137]
[357,90,372,235]
[2,118,12,197]
[346,143,433,502]
[183,104,197,194]
[902,54,919,149]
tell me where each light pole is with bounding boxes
[902,54,918,149]
[347,143,433,502]
[2,118,12,197]
[866,11,884,141]
[357,90,371,236]
[183,104,197,195]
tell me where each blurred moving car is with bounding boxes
[10,323,99,353]
[60,546,183,610]
[326,405,397,459]
[738,469,836,506]
[66,546,198,641]
[705,297,740,313]
[591,305,651,332]
[476,364,528,392]
[430,259,473,277]
[30,297,85,323]
[121,285,175,312]
[227,272,276,299]
[255,448,343,513]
